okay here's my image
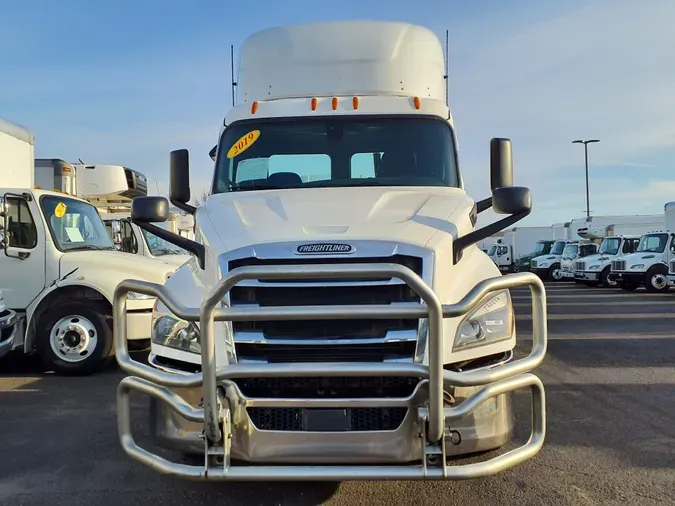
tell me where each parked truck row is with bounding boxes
[486,210,673,292]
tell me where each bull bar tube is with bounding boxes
[113,264,547,481]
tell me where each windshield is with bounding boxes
[637,233,669,253]
[487,245,497,256]
[142,222,189,256]
[212,116,459,193]
[533,241,548,255]
[599,237,621,255]
[562,244,579,259]
[40,196,115,252]
[550,241,565,255]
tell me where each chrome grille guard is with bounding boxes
[113,264,547,480]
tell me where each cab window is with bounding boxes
[3,197,38,249]
[119,220,138,254]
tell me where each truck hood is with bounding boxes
[59,250,176,285]
[620,251,663,267]
[153,254,192,268]
[200,186,469,251]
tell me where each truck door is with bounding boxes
[0,193,47,310]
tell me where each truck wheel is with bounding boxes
[547,264,563,282]
[619,281,639,292]
[600,267,616,288]
[37,301,113,376]
[644,267,669,293]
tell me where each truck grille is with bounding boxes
[670,260,675,274]
[228,254,424,362]
[574,261,585,271]
[611,260,626,271]
[235,342,417,362]
[247,407,407,431]
[530,260,537,268]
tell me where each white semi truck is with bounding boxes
[0,117,178,375]
[489,226,551,273]
[573,218,664,287]
[111,21,548,481]
[611,203,675,293]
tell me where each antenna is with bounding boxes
[230,44,237,107]
[78,158,85,165]
[444,29,450,108]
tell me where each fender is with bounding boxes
[23,252,177,353]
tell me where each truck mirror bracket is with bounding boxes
[453,209,532,264]
[134,222,206,270]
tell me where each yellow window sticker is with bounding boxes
[226,130,260,159]
[54,202,67,218]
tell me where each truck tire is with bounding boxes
[644,266,669,293]
[547,264,563,282]
[36,301,113,376]
[600,267,616,288]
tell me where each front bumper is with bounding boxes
[113,265,548,481]
[573,271,599,281]
[0,308,17,359]
[608,271,644,285]
[530,267,549,278]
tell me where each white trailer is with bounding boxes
[0,118,179,374]
[110,21,548,481]
[490,226,552,273]
[611,203,675,292]
[0,117,35,189]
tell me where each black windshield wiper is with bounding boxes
[65,245,115,252]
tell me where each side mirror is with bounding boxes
[131,195,205,269]
[209,145,217,162]
[453,138,532,264]
[476,138,515,213]
[131,196,169,224]
[490,138,513,191]
[170,149,196,215]
[492,187,531,215]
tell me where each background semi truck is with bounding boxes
[0,116,178,375]
[611,203,675,293]
[112,20,548,481]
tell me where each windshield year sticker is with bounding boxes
[226,130,260,159]
[54,202,67,218]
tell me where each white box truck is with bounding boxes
[573,217,664,287]
[0,118,179,375]
[110,21,548,481]
[611,203,675,292]
[36,159,192,268]
[490,226,553,273]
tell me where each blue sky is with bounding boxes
[2,0,674,227]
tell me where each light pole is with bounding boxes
[572,139,600,219]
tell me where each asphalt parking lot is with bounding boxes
[1,281,674,506]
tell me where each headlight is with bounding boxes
[152,306,201,354]
[127,291,155,300]
[588,264,601,270]
[630,264,645,270]
[538,262,550,268]
[453,290,514,351]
